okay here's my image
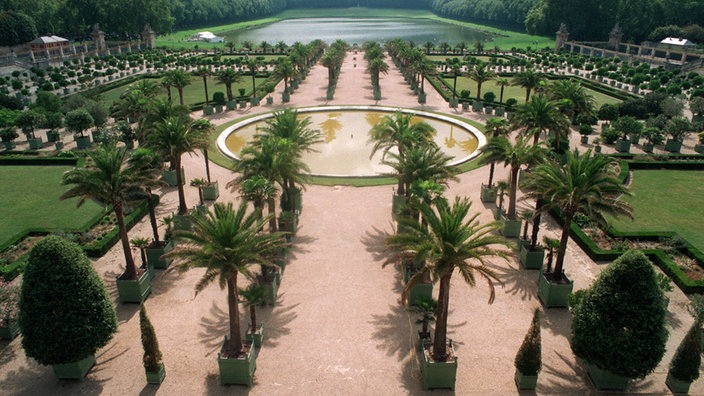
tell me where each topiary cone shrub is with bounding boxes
[571,250,667,380]
[515,308,541,376]
[19,235,117,366]
[667,320,701,382]
[140,305,163,373]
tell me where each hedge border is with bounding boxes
[551,158,704,294]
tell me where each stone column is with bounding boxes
[91,24,106,55]
[608,24,623,50]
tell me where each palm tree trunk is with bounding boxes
[530,199,544,249]
[202,76,209,105]
[552,211,574,279]
[178,88,184,106]
[487,162,495,187]
[114,200,137,279]
[525,88,530,103]
[499,86,505,104]
[226,277,243,354]
[249,306,257,332]
[251,75,256,96]
[533,128,541,145]
[147,191,160,242]
[226,84,233,102]
[166,86,172,102]
[507,166,519,220]
[452,77,457,99]
[477,82,482,101]
[203,149,211,183]
[267,197,277,233]
[175,157,188,215]
[432,273,452,362]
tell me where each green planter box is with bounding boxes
[218,339,256,386]
[28,137,43,150]
[594,145,602,153]
[449,98,458,108]
[585,362,629,391]
[666,373,692,394]
[116,269,152,304]
[643,143,654,153]
[161,167,185,187]
[500,215,521,238]
[614,139,631,153]
[495,107,505,116]
[3,141,16,150]
[278,212,297,240]
[580,136,589,144]
[245,323,264,347]
[282,92,290,103]
[172,214,192,232]
[472,101,483,111]
[629,135,640,144]
[538,272,573,308]
[52,354,96,381]
[203,181,219,200]
[250,97,260,106]
[266,97,273,105]
[665,139,682,153]
[263,277,278,305]
[695,143,704,154]
[46,131,61,142]
[515,369,538,390]
[418,93,427,104]
[0,321,20,340]
[408,282,433,306]
[146,241,172,270]
[392,193,407,219]
[215,105,223,113]
[239,101,247,109]
[226,101,237,110]
[146,363,166,384]
[519,244,545,270]
[420,341,457,390]
[480,184,498,203]
[202,105,214,115]
[462,102,470,111]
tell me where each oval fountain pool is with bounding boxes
[217,106,486,177]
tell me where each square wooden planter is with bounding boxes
[28,137,44,150]
[519,244,545,270]
[218,340,256,386]
[245,324,264,347]
[615,139,631,153]
[146,241,173,270]
[500,215,522,238]
[515,369,538,390]
[75,135,91,149]
[146,363,166,384]
[52,354,96,381]
[116,269,152,304]
[585,362,629,391]
[420,341,457,390]
[480,184,498,203]
[538,272,572,308]
[407,282,433,306]
[161,167,185,187]
[666,373,692,394]
[0,321,20,340]
[665,139,682,153]
[203,181,219,201]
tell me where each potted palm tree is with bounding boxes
[479,117,510,203]
[164,202,285,386]
[571,251,667,391]
[387,197,510,390]
[240,282,267,347]
[131,237,154,280]
[523,149,632,308]
[140,305,166,384]
[409,295,437,347]
[479,136,545,237]
[190,178,208,214]
[0,279,20,339]
[666,320,701,394]
[514,309,541,390]
[62,144,160,303]
[19,236,117,380]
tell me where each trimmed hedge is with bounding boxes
[550,157,704,293]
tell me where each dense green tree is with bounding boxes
[0,10,37,46]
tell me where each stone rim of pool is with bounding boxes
[217,105,487,178]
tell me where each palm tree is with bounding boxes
[128,148,166,244]
[547,79,596,124]
[131,237,150,269]
[367,57,389,89]
[423,41,435,55]
[236,174,277,220]
[480,117,511,188]
[450,62,463,100]
[164,69,191,106]
[245,59,260,96]
[239,282,268,337]
[225,41,236,54]
[61,144,159,280]
[467,62,496,101]
[542,237,560,273]
[216,69,241,102]
[387,197,510,362]
[272,58,297,93]
[145,116,211,215]
[368,112,435,196]
[479,136,545,220]
[410,295,437,338]
[383,143,458,202]
[522,150,633,281]
[496,77,510,104]
[511,69,545,102]
[511,95,569,145]
[192,66,211,105]
[164,202,285,356]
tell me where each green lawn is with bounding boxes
[0,166,104,247]
[99,76,270,109]
[609,170,704,251]
[447,77,621,107]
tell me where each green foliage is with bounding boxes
[65,108,94,137]
[0,11,37,46]
[140,305,163,372]
[514,308,541,376]
[668,321,701,382]
[600,125,620,144]
[19,236,117,365]
[571,250,668,379]
[212,91,226,105]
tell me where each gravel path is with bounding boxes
[1,50,700,395]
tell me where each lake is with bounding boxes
[222,17,491,46]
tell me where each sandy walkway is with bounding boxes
[1,51,701,395]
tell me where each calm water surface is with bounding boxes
[224,110,479,177]
[223,18,491,46]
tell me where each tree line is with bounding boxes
[2,0,703,46]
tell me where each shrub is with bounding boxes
[483,91,496,103]
[140,305,163,372]
[667,321,701,382]
[579,124,593,136]
[514,308,541,376]
[505,98,518,110]
[571,250,668,379]
[600,125,621,144]
[212,91,226,105]
[18,236,117,365]
[460,89,470,99]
